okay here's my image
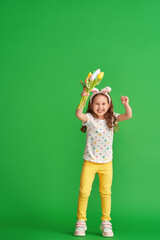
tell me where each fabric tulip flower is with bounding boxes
[89,74,95,81]
[87,72,92,78]
[97,72,104,80]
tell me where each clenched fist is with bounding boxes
[81,89,90,98]
[121,96,129,106]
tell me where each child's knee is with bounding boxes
[79,187,91,198]
[99,187,111,197]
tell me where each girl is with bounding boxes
[74,86,132,237]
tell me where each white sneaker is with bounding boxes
[100,220,114,237]
[74,220,87,236]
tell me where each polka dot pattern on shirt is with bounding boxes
[82,112,120,163]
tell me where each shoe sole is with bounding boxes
[74,233,86,236]
[102,232,114,237]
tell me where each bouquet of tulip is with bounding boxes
[78,69,104,109]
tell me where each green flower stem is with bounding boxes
[78,77,102,109]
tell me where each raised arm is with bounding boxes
[76,89,90,122]
[116,96,132,122]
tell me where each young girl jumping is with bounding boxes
[74,86,132,237]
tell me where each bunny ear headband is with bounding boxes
[90,86,112,104]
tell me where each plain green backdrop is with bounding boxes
[1,0,160,239]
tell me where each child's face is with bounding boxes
[92,94,110,118]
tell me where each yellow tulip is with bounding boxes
[87,72,92,78]
[97,72,104,80]
[85,72,92,84]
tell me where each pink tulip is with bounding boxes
[90,74,95,81]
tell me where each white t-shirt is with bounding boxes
[82,112,120,163]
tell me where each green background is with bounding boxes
[1,0,160,239]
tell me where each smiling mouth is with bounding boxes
[97,110,104,113]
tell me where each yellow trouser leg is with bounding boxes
[77,160,96,221]
[98,161,113,221]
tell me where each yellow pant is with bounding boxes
[77,160,113,221]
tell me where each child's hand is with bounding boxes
[81,88,90,98]
[121,96,129,106]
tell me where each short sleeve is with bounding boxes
[113,112,120,120]
[82,113,93,126]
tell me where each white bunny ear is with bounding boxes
[101,86,111,93]
[91,87,99,93]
